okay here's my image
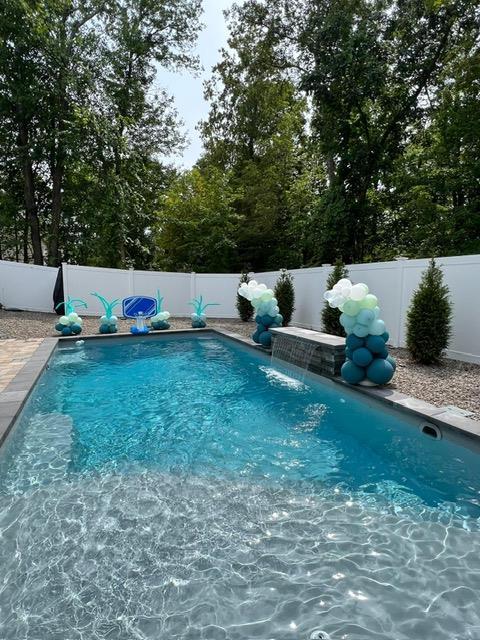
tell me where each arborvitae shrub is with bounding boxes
[236,272,254,321]
[406,258,452,364]
[274,269,295,326]
[322,261,349,336]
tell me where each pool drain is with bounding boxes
[309,631,330,640]
[419,422,442,440]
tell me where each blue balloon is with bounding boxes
[353,323,369,338]
[386,355,397,372]
[108,324,118,333]
[70,323,82,335]
[275,314,284,326]
[381,331,390,342]
[55,323,64,332]
[61,326,72,336]
[367,358,394,385]
[259,330,272,347]
[252,330,261,344]
[340,313,356,332]
[345,346,353,359]
[352,347,373,368]
[100,323,110,334]
[366,335,386,354]
[357,309,375,326]
[341,360,366,384]
[346,334,364,350]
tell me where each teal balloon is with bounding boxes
[352,347,373,367]
[61,326,72,336]
[346,334,364,350]
[341,360,365,384]
[99,323,110,334]
[340,313,356,331]
[353,323,369,338]
[275,313,283,325]
[70,323,82,335]
[108,324,118,333]
[369,319,386,336]
[366,335,385,354]
[386,355,397,372]
[55,323,63,332]
[259,330,272,347]
[356,308,375,326]
[252,330,261,344]
[345,346,353,359]
[376,346,389,359]
[381,331,390,342]
[367,358,394,385]
[260,314,274,327]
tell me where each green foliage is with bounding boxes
[321,261,349,336]
[406,259,452,364]
[274,269,295,326]
[236,272,254,322]
[156,167,242,272]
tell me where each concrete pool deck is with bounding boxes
[1,328,479,451]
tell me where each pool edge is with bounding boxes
[0,338,57,446]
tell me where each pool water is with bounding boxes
[1,335,479,639]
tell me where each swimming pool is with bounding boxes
[1,334,479,639]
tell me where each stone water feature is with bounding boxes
[270,327,345,378]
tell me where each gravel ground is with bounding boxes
[1,309,478,420]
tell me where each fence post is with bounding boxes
[62,262,69,304]
[395,257,409,347]
[190,272,196,303]
[128,268,135,296]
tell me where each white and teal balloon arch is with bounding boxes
[324,278,396,386]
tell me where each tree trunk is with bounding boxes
[17,117,43,265]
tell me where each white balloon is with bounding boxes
[350,283,368,301]
[59,315,70,325]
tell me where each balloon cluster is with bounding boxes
[237,280,283,347]
[324,278,396,385]
[151,290,171,330]
[54,297,87,336]
[91,292,120,334]
[189,295,219,328]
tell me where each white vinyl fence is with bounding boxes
[0,256,479,363]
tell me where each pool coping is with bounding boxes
[1,327,479,450]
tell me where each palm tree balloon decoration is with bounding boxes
[151,290,171,330]
[54,297,88,336]
[91,292,120,334]
[189,295,219,328]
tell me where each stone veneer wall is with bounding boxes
[270,327,346,378]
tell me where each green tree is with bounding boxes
[156,167,242,272]
[200,1,308,271]
[406,259,452,364]
[236,272,254,322]
[274,269,295,326]
[321,261,349,336]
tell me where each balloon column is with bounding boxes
[324,279,396,386]
[237,280,283,347]
[150,290,171,330]
[54,297,87,336]
[189,295,219,328]
[91,292,120,334]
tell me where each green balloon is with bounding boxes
[360,294,378,309]
[343,299,360,316]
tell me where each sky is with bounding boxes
[156,0,235,169]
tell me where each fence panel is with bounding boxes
[0,260,58,313]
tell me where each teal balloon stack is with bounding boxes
[324,279,396,386]
[237,280,283,348]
